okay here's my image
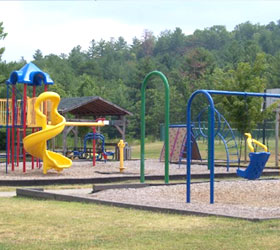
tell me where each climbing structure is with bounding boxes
[194,107,239,170]
[160,106,238,169]
[160,125,201,163]
[2,63,110,174]
[3,62,53,173]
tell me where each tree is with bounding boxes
[212,53,269,161]
[192,25,231,51]
[141,30,156,57]
[0,21,7,88]
[0,22,7,61]
[87,39,97,59]
[68,45,88,75]
[234,21,259,42]
[182,47,215,82]
[154,28,186,69]
[266,52,280,88]
[219,40,244,68]
[214,53,268,131]
[1,19,280,141]
[33,49,43,61]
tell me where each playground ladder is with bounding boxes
[195,107,239,170]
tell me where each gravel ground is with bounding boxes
[2,159,280,219]
[47,179,280,220]
[0,159,240,180]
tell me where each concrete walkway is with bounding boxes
[0,191,16,197]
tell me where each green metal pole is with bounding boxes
[140,71,170,183]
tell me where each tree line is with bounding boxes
[1,20,280,140]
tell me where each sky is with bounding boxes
[0,0,280,62]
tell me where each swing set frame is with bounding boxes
[186,90,280,204]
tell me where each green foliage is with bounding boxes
[1,20,280,139]
[0,22,7,86]
[0,22,7,61]
[213,53,268,134]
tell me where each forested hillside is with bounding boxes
[1,20,280,139]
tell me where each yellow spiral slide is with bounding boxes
[23,92,72,174]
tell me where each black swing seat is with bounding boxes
[236,152,270,180]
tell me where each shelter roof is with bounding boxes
[58,96,133,117]
[7,62,54,85]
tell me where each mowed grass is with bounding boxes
[131,140,239,161]
[0,197,280,250]
[131,140,236,160]
[1,141,279,249]
[131,141,163,159]
[131,139,280,167]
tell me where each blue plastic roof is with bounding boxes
[7,62,54,85]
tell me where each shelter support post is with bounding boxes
[51,137,55,151]
[114,116,126,141]
[63,126,74,155]
[74,126,78,149]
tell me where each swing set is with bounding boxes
[186,90,280,204]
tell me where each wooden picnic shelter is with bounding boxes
[57,96,133,155]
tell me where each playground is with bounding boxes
[0,65,280,222]
[2,141,278,221]
[9,158,279,221]
[48,178,280,220]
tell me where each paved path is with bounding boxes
[0,191,16,197]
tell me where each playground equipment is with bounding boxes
[194,107,239,170]
[236,133,270,180]
[3,62,109,174]
[118,139,125,172]
[160,106,239,169]
[23,92,72,174]
[186,90,280,204]
[23,92,108,174]
[160,125,201,164]
[3,62,53,173]
[71,132,114,161]
[141,71,169,184]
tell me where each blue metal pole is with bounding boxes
[206,90,280,98]
[186,96,192,203]
[209,101,215,204]
[186,90,215,204]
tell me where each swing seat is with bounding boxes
[236,152,270,180]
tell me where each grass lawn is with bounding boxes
[0,197,280,250]
[131,139,280,167]
[1,141,279,249]
[131,141,163,159]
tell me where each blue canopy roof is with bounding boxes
[7,62,54,85]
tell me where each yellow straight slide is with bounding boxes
[23,92,72,174]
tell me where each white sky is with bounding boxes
[0,0,280,62]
